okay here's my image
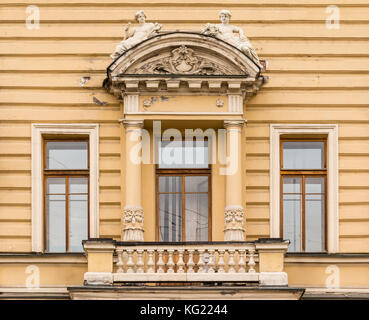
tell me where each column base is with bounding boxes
[123,227,144,241]
[224,228,245,241]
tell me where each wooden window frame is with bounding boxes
[280,138,327,252]
[155,137,212,242]
[43,138,90,252]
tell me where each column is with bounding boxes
[123,119,144,241]
[223,120,245,241]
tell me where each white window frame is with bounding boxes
[31,124,99,252]
[270,124,339,253]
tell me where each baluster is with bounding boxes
[217,250,225,273]
[136,249,144,273]
[197,249,205,273]
[167,249,175,273]
[248,248,256,273]
[207,249,215,273]
[237,249,246,273]
[126,249,135,273]
[228,249,236,273]
[177,249,185,273]
[116,249,124,273]
[147,249,155,273]
[187,249,195,273]
[157,249,165,273]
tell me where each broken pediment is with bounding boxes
[104,32,265,99]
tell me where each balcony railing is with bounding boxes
[83,239,290,287]
[113,242,258,283]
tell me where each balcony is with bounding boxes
[82,238,290,287]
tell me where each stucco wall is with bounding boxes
[0,0,368,255]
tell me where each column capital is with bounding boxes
[121,119,144,129]
[223,119,246,129]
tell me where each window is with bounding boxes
[44,140,89,252]
[32,124,99,253]
[270,124,338,253]
[156,139,211,241]
[280,139,327,252]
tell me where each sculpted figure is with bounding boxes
[202,10,260,65]
[111,10,162,59]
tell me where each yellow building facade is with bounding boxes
[0,0,368,300]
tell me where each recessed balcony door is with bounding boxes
[156,139,211,242]
[157,175,210,242]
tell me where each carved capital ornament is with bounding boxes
[224,205,245,241]
[123,205,144,241]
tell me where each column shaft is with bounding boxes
[224,120,245,241]
[123,120,144,241]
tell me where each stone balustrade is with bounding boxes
[114,242,257,283]
[83,239,290,287]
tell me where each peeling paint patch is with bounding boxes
[93,96,107,106]
[80,76,91,87]
[146,96,174,106]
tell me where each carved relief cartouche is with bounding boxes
[133,45,233,75]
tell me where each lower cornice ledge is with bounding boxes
[84,272,113,286]
[259,272,288,287]
[67,285,304,300]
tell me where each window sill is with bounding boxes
[286,252,369,257]
[285,252,369,264]
[0,252,87,264]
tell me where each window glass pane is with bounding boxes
[47,177,65,194]
[69,177,88,194]
[159,176,182,193]
[305,177,325,252]
[283,141,324,169]
[68,178,88,252]
[305,195,325,252]
[47,194,66,252]
[185,176,208,193]
[46,141,88,170]
[283,194,301,252]
[46,177,66,252]
[158,140,208,169]
[185,194,208,241]
[283,177,302,252]
[159,193,182,242]
[69,194,88,252]
[283,177,302,194]
[306,177,325,194]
